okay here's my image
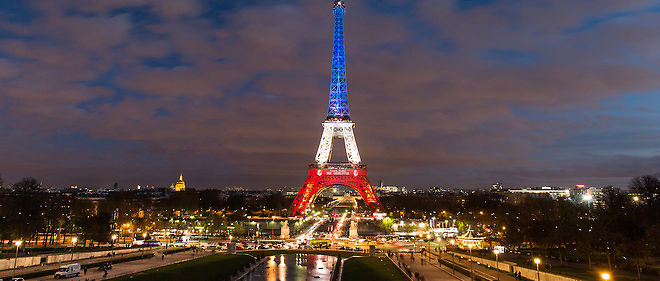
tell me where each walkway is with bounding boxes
[433,252,518,281]
[27,249,211,281]
[391,252,469,281]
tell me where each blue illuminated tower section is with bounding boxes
[327,0,350,121]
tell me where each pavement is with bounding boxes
[20,249,211,281]
[0,248,164,280]
[434,251,518,281]
[391,251,468,281]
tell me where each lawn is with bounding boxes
[342,256,409,281]
[108,254,255,281]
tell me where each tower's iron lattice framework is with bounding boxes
[291,0,382,216]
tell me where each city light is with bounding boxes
[601,272,611,280]
[534,258,541,264]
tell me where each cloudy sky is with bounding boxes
[0,0,659,189]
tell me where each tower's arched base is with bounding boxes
[291,165,382,216]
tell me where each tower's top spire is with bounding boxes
[179,173,183,181]
[326,0,350,121]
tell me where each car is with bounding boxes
[54,264,81,279]
[98,262,113,271]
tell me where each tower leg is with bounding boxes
[342,126,361,164]
[315,124,335,164]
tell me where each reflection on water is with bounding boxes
[247,254,337,281]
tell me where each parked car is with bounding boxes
[54,263,81,279]
[98,262,113,271]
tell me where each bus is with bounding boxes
[309,240,330,249]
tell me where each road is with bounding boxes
[26,249,211,281]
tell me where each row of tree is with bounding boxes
[381,174,659,276]
[0,176,292,249]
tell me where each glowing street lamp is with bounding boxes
[12,240,22,279]
[601,272,611,280]
[468,244,474,281]
[534,258,541,281]
[493,249,501,281]
[71,237,78,261]
[110,234,118,264]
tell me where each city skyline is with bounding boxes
[1,0,659,189]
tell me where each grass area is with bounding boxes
[108,254,254,281]
[342,256,409,281]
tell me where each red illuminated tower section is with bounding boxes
[291,0,382,216]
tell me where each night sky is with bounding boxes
[0,0,659,189]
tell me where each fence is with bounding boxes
[0,248,143,271]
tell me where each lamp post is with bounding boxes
[601,272,611,280]
[12,240,22,279]
[493,249,500,281]
[468,244,474,281]
[450,239,456,274]
[534,258,541,281]
[142,233,148,260]
[111,234,118,265]
[71,237,78,261]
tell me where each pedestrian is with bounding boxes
[104,269,108,277]
[84,266,87,275]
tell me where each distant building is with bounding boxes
[491,182,504,191]
[570,186,605,208]
[374,185,401,194]
[171,174,186,192]
[429,186,447,194]
[506,187,570,205]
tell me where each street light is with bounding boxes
[534,258,541,281]
[601,272,611,280]
[71,237,78,261]
[111,234,118,265]
[449,239,456,274]
[493,249,501,281]
[468,244,474,281]
[12,240,22,279]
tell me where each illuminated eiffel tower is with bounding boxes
[291,0,382,216]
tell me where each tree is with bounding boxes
[629,174,660,203]
[380,217,394,234]
[0,173,4,189]
[13,177,40,193]
[83,213,113,246]
[231,222,246,237]
[9,177,44,242]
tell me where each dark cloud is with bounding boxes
[0,0,659,189]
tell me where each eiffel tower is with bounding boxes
[290,0,382,216]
